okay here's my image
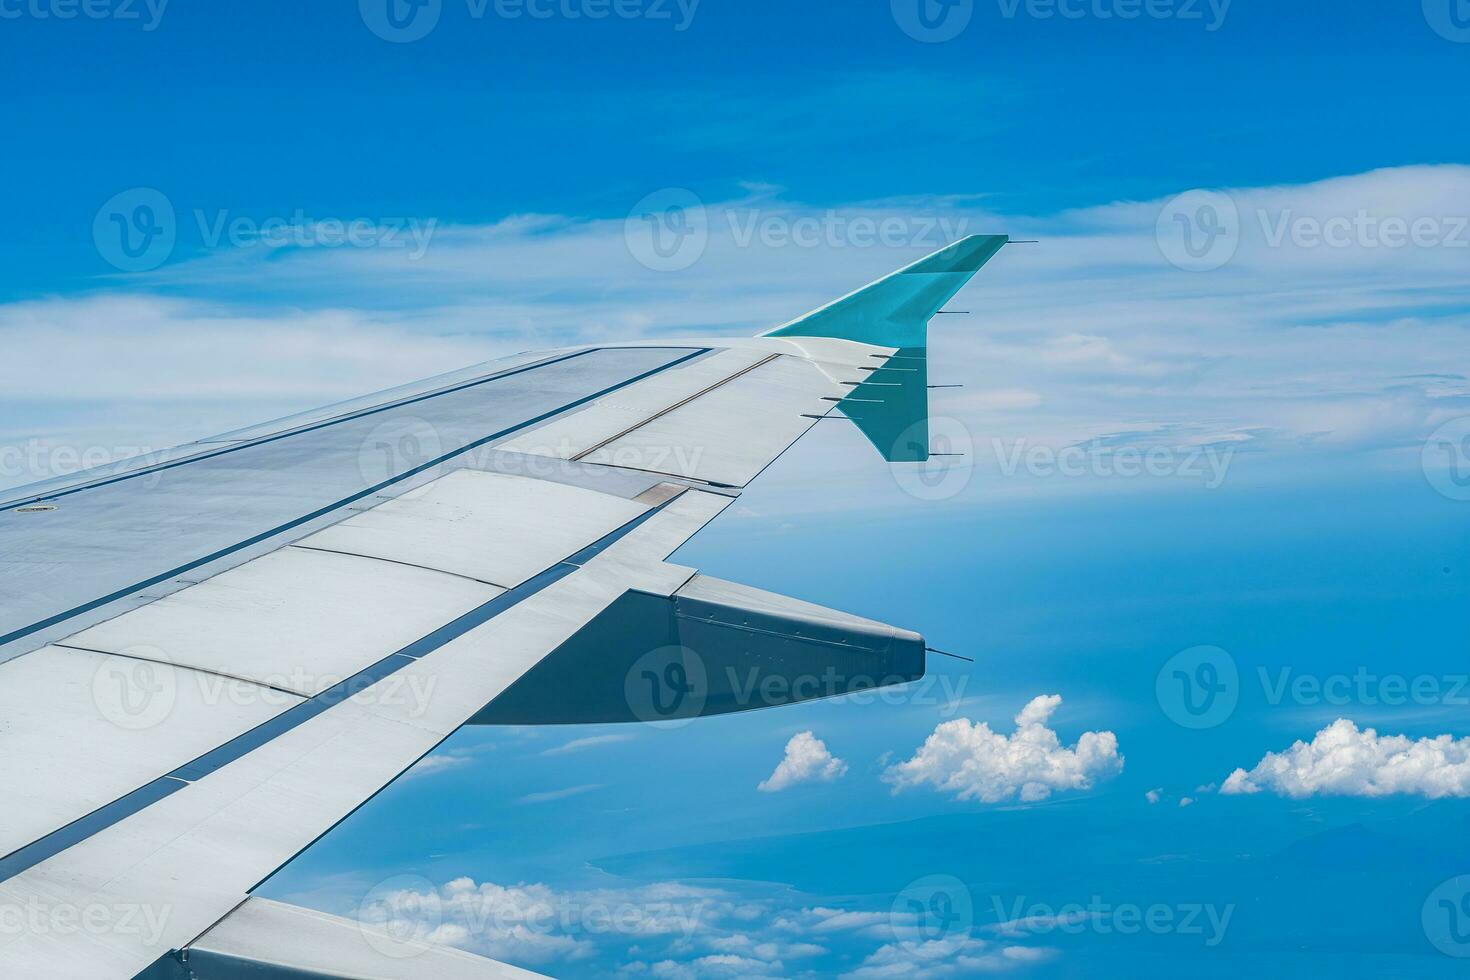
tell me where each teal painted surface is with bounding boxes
[767,235,1007,463]
[763,234,1007,350]
[838,348,930,462]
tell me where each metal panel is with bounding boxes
[0,346,697,665]
[182,898,546,979]
[496,348,768,460]
[0,646,300,858]
[0,563,632,978]
[578,355,845,486]
[66,548,502,696]
[295,470,647,588]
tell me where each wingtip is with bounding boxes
[906,234,1010,275]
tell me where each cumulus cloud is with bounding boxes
[883,695,1122,803]
[758,732,848,792]
[843,936,1054,979]
[1220,719,1470,799]
[350,876,1047,978]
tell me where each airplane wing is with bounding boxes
[0,235,1008,978]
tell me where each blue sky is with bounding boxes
[5,2,1470,977]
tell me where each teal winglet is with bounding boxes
[762,234,1008,350]
[761,234,1009,464]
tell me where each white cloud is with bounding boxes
[8,165,1470,508]
[542,734,636,756]
[758,731,848,792]
[842,936,1054,979]
[883,695,1122,803]
[1220,718,1470,799]
[405,753,475,779]
[514,783,604,805]
[1145,788,1162,804]
[349,876,1048,978]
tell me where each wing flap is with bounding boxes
[163,897,546,979]
[66,548,503,697]
[295,469,647,589]
[577,354,846,487]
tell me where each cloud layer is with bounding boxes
[350,875,1048,979]
[1221,718,1470,799]
[7,165,1470,505]
[883,695,1122,804]
[758,732,848,792]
